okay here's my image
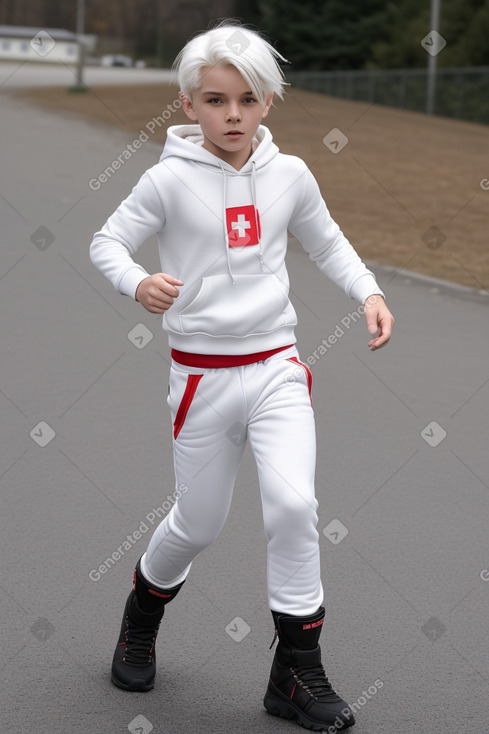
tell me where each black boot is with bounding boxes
[263,607,355,732]
[111,558,184,691]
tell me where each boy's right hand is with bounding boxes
[135,273,183,313]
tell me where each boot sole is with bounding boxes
[264,686,355,732]
[111,673,155,692]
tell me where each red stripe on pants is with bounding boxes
[173,374,203,439]
[287,357,313,405]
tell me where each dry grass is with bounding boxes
[13,82,489,290]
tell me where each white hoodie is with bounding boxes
[90,124,383,355]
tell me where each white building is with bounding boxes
[0,25,94,63]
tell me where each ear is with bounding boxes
[179,91,198,122]
[261,92,274,120]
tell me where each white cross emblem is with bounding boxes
[231,213,251,238]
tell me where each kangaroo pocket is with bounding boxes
[177,273,296,339]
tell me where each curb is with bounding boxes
[288,236,489,306]
[368,261,489,305]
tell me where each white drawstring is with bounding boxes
[219,161,236,285]
[219,157,263,284]
[251,160,264,271]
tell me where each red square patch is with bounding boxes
[226,205,261,247]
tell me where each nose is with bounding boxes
[226,102,241,122]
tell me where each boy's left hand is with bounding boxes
[364,295,394,351]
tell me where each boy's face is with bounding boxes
[179,65,273,170]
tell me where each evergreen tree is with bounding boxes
[257,0,391,70]
[369,0,489,68]
[441,0,489,66]
[234,0,262,28]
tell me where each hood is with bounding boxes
[159,124,279,172]
[159,124,279,282]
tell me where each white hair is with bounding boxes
[173,22,288,103]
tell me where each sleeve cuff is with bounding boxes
[118,266,150,300]
[350,274,385,304]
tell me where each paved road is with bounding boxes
[1,90,488,734]
[0,59,173,89]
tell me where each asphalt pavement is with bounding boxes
[1,76,489,734]
[0,59,173,88]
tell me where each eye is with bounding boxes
[207,98,222,104]
[243,97,257,104]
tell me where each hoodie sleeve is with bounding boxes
[288,165,384,304]
[90,171,166,299]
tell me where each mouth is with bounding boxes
[225,130,244,137]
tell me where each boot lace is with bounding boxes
[123,618,161,667]
[291,662,341,702]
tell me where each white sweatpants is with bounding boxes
[141,345,323,615]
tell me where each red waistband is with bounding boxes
[171,344,294,369]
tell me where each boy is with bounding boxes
[90,22,394,732]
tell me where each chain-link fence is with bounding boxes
[286,67,489,124]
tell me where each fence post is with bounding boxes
[368,72,375,104]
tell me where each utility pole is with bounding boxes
[74,0,87,90]
[426,0,441,114]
